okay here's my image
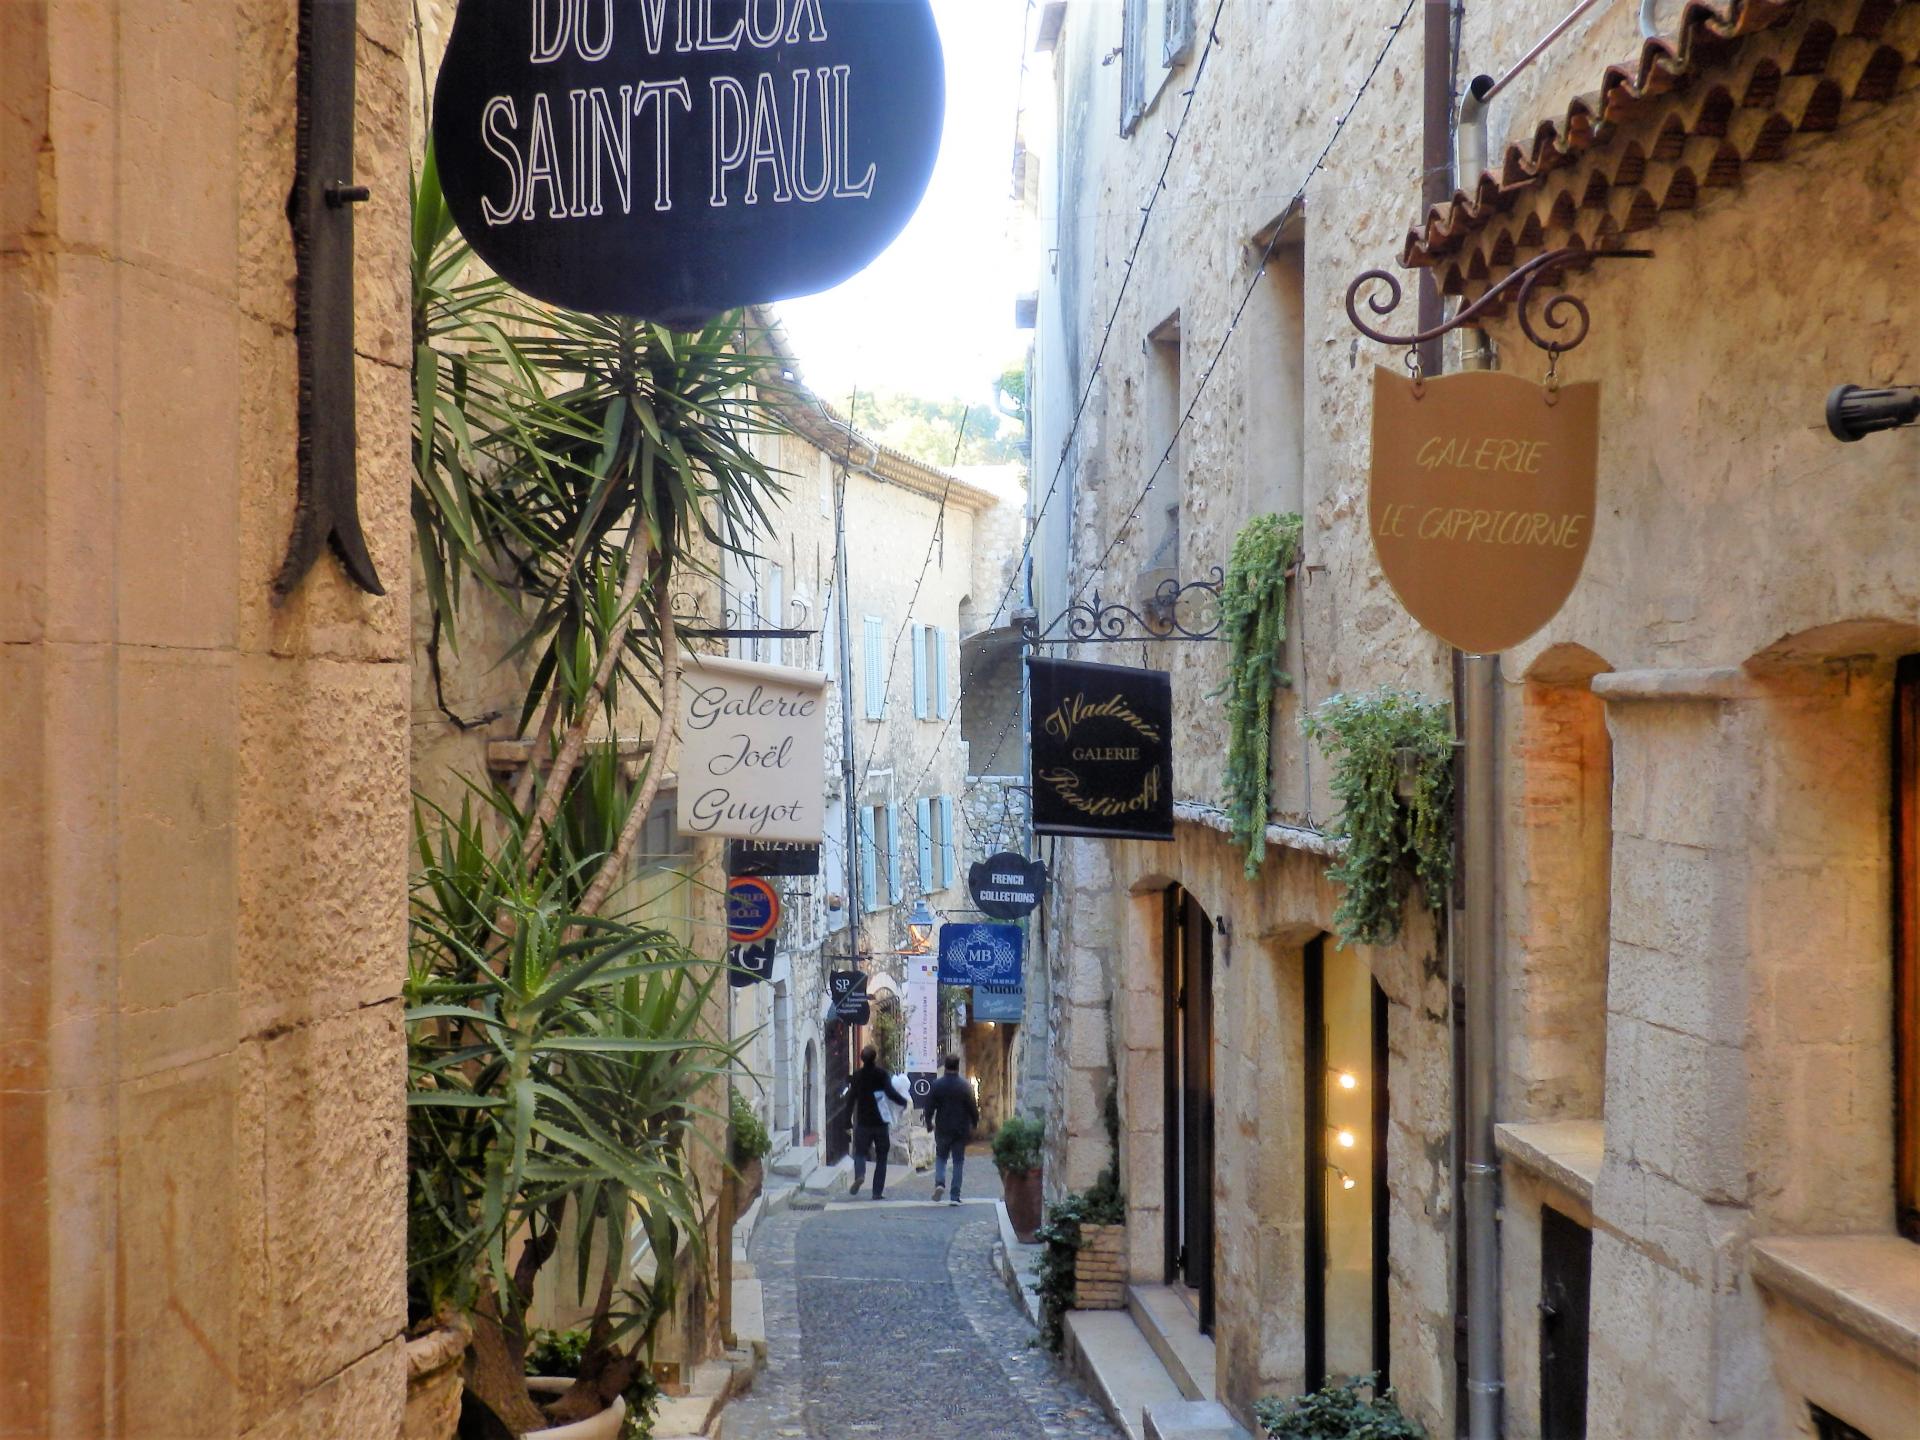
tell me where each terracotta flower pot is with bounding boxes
[524,1378,627,1440]
[1002,1166,1043,1243]
[401,1322,470,1440]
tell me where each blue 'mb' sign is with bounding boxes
[937,923,1023,989]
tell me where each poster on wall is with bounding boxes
[904,957,939,1073]
[431,0,947,326]
[1368,367,1599,654]
[677,655,828,843]
[1027,658,1174,841]
[936,923,1023,989]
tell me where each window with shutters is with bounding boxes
[917,798,935,890]
[937,797,956,889]
[933,627,950,719]
[859,807,879,912]
[1164,0,1194,64]
[886,802,903,906]
[1121,0,1148,133]
[862,616,886,719]
[912,625,930,719]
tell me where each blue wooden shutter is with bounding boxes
[859,807,877,911]
[886,803,902,904]
[934,627,950,719]
[862,616,885,718]
[917,798,934,890]
[911,625,929,719]
[938,797,956,888]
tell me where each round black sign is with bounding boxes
[432,0,946,326]
[968,853,1047,920]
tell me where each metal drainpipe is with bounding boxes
[1456,70,1504,1440]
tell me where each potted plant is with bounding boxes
[992,1112,1046,1242]
[730,1088,773,1207]
[1253,1374,1425,1439]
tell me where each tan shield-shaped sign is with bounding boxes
[1369,367,1599,654]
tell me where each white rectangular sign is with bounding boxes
[905,978,940,1074]
[676,654,829,842]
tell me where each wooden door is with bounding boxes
[1539,1205,1592,1440]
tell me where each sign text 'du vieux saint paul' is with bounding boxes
[432,0,945,323]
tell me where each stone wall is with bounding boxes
[1030,0,1920,1433]
[0,1,413,1433]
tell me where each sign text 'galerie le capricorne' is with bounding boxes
[432,0,945,322]
[1368,368,1599,655]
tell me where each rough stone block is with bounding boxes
[236,1003,407,1424]
[236,655,409,1032]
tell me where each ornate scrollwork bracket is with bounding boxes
[1021,568,1228,646]
[1345,247,1654,359]
[671,591,814,642]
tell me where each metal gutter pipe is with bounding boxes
[1456,68,1504,1440]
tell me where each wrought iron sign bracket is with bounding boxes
[1346,247,1654,360]
[277,0,385,602]
[1020,568,1230,647]
[671,591,815,644]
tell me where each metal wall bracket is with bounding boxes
[277,0,384,601]
[1346,247,1653,359]
[1020,568,1228,646]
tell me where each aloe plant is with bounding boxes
[408,146,796,1432]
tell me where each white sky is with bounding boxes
[775,0,1035,413]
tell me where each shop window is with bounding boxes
[1304,936,1390,1388]
[1896,655,1918,1242]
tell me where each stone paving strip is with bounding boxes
[723,1196,1124,1440]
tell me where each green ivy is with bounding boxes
[1032,1169,1126,1351]
[1253,1374,1426,1439]
[1300,688,1454,947]
[1218,514,1305,876]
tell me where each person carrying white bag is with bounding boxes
[849,1045,909,1200]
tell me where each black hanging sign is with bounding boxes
[729,839,822,878]
[729,938,776,987]
[1028,657,1174,842]
[431,0,947,326]
[967,852,1046,920]
[828,969,870,1024]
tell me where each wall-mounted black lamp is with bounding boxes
[1826,384,1920,443]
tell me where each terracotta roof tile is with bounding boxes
[1400,0,1920,295]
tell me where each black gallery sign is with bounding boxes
[968,852,1046,920]
[1028,657,1174,842]
[432,0,946,324]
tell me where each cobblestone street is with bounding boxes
[725,1193,1124,1440]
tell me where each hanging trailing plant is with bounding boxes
[1300,688,1454,948]
[1218,513,1305,876]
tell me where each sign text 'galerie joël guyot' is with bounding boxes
[676,654,829,843]
[432,0,945,323]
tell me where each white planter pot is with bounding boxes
[524,1377,627,1440]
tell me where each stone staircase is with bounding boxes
[1061,1284,1251,1440]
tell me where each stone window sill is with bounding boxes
[1749,1235,1920,1371]
[1494,1119,1604,1208]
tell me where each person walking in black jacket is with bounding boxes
[923,1055,979,1205]
[849,1046,908,1199]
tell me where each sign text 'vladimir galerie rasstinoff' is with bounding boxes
[676,654,828,842]
[1027,658,1175,842]
[432,0,946,324]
